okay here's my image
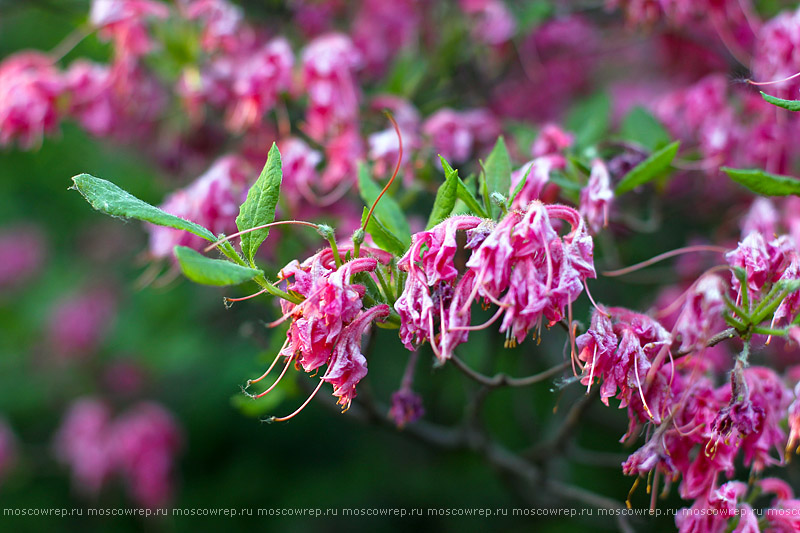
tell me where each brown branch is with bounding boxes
[449,356,570,388]
[673,327,737,357]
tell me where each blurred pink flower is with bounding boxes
[47,286,117,360]
[0,52,63,148]
[352,0,419,76]
[0,418,16,486]
[90,0,169,58]
[0,224,46,290]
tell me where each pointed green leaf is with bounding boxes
[761,91,800,112]
[426,156,460,229]
[357,162,411,246]
[361,207,407,256]
[721,167,800,197]
[70,173,215,241]
[456,174,489,218]
[615,141,680,195]
[620,107,671,150]
[482,136,512,218]
[236,143,282,265]
[174,246,262,286]
[508,161,533,206]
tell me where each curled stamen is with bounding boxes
[224,288,268,307]
[246,339,289,388]
[249,354,294,399]
[450,306,505,331]
[626,477,641,509]
[633,355,655,420]
[583,280,609,317]
[204,220,319,253]
[268,378,326,423]
[603,245,728,277]
[587,343,597,394]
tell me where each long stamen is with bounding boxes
[268,378,326,422]
[747,71,800,86]
[583,279,609,317]
[428,312,442,360]
[246,341,288,387]
[204,220,319,253]
[587,343,597,393]
[603,245,728,277]
[634,357,654,420]
[362,111,403,232]
[249,354,294,399]
[626,477,641,509]
[449,306,505,331]
[224,288,268,306]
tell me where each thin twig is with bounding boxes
[450,357,569,388]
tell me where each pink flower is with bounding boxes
[109,402,182,509]
[422,108,500,165]
[323,304,390,410]
[227,38,294,132]
[752,7,800,98]
[579,159,614,234]
[300,33,362,140]
[352,0,420,76]
[0,224,46,290]
[320,125,365,195]
[0,52,63,148]
[460,0,516,46]
[278,137,322,209]
[47,286,117,360]
[368,95,421,185]
[673,274,725,352]
[54,398,115,496]
[178,0,244,52]
[90,0,169,58]
[148,155,251,258]
[741,197,779,239]
[64,60,116,137]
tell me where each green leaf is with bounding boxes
[508,161,533,206]
[426,156,460,229]
[173,246,262,286]
[357,162,411,246]
[721,167,800,197]
[615,141,680,195]
[761,91,800,112]
[482,136,512,218]
[236,142,282,265]
[361,207,407,256]
[565,92,610,149]
[456,174,489,218]
[620,107,671,151]
[70,173,215,242]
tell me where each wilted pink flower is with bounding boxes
[178,0,244,52]
[47,286,117,360]
[54,398,115,496]
[0,52,63,148]
[510,158,553,208]
[109,402,182,509]
[0,418,16,486]
[395,216,485,360]
[300,33,362,140]
[323,304,390,410]
[148,155,251,258]
[389,389,425,429]
[227,38,294,132]
[579,159,614,234]
[352,0,419,76]
[466,202,596,345]
[774,253,800,326]
[90,0,169,58]
[0,224,46,290]
[725,231,791,295]
[787,382,800,456]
